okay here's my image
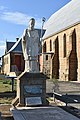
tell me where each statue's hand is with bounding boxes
[24,55,28,61]
[23,36,25,40]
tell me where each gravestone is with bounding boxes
[16,72,47,106]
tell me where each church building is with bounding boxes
[42,0,80,81]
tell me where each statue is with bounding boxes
[22,18,40,73]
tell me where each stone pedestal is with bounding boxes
[16,72,47,106]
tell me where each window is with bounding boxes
[72,29,76,52]
[63,34,66,57]
[50,40,52,51]
[46,55,48,60]
[43,41,46,53]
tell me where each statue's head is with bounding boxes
[29,18,35,30]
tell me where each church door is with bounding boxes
[15,55,21,71]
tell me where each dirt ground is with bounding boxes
[0,104,14,120]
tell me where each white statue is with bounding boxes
[22,18,40,73]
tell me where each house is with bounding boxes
[42,0,80,81]
[2,29,45,76]
[2,38,24,76]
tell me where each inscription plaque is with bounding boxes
[24,85,42,94]
[25,97,42,105]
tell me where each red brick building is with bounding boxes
[2,39,24,76]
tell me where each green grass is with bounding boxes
[0,79,16,92]
[0,74,16,104]
[0,97,14,104]
[0,74,17,92]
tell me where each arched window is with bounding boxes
[63,34,66,57]
[72,29,76,52]
[50,40,52,51]
[69,29,78,81]
[43,41,46,53]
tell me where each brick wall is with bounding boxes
[2,53,10,75]
[42,23,80,81]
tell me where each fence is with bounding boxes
[53,92,80,107]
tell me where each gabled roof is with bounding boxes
[8,38,22,53]
[43,0,80,39]
[5,41,15,53]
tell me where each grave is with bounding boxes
[16,72,47,106]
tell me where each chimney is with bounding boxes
[16,38,19,41]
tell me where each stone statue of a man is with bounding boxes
[22,18,40,73]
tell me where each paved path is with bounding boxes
[11,106,80,120]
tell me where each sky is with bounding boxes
[0,0,71,57]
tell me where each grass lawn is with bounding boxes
[0,97,14,104]
[0,74,16,104]
[0,80,12,92]
[0,74,16,92]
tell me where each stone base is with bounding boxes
[15,72,47,107]
[12,97,19,107]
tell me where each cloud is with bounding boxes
[0,43,6,56]
[0,41,5,53]
[0,40,5,44]
[0,41,5,49]
[0,7,42,28]
[0,6,7,11]
[0,40,5,56]
[0,45,5,49]
[1,11,31,25]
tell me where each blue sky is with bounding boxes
[0,0,71,57]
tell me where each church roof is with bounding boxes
[5,41,15,53]
[43,0,80,39]
[7,38,22,53]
